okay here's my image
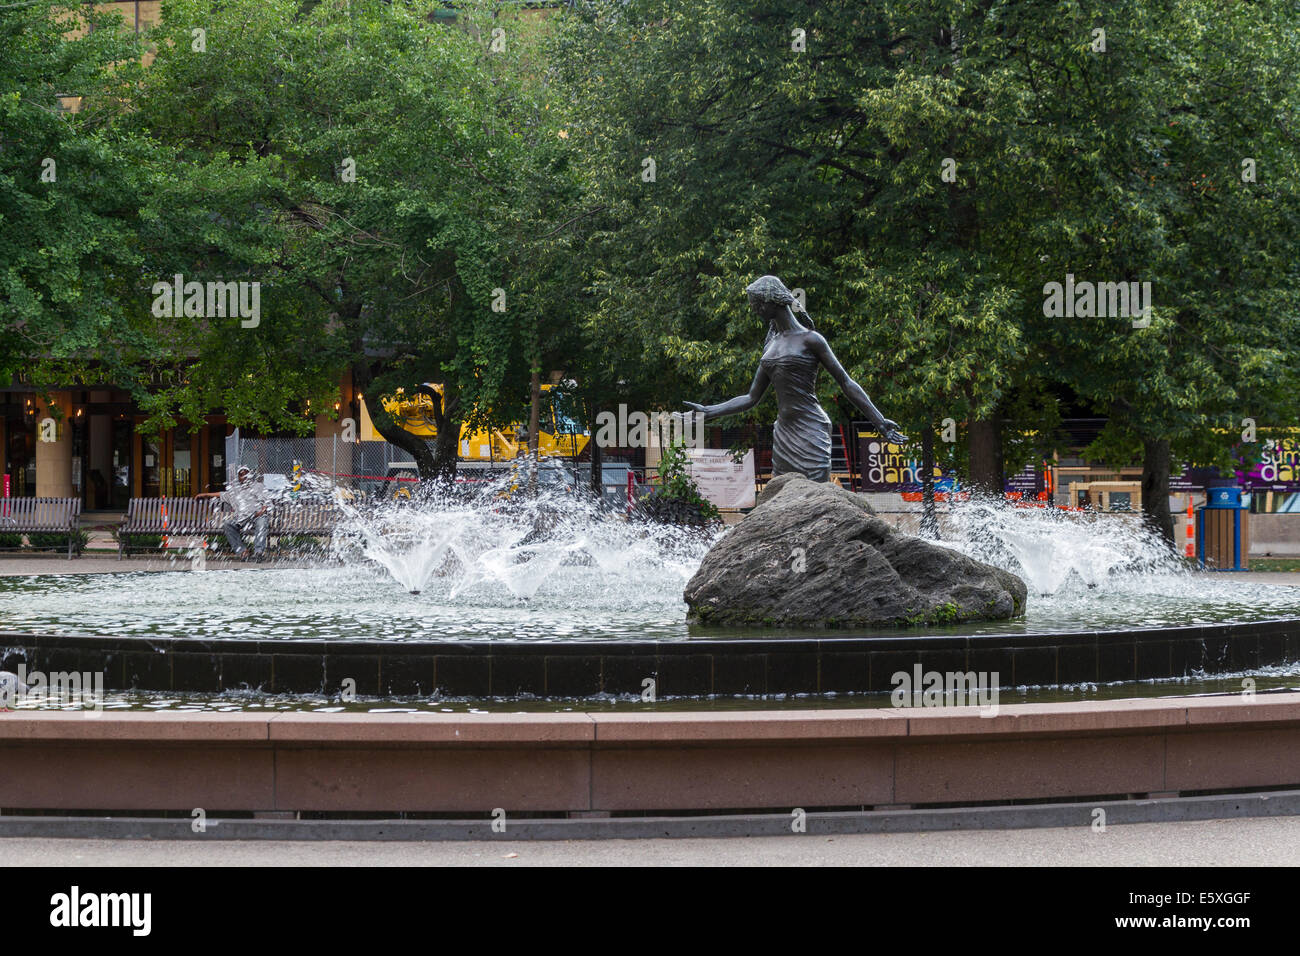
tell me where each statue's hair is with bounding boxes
[746,274,795,304]
[748,274,815,346]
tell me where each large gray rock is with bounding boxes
[755,472,874,511]
[685,477,1027,628]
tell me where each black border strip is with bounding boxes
[3,618,1299,699]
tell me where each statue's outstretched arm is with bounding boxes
[808,334,908,443]
[684,365,771,421]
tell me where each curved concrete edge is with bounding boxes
[3,692,1298,744]
[4,790,1300,841]
[1,694,1299,814]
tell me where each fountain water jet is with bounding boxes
[937,498,1186,596]
[327,471,722,608]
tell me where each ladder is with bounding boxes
[831,424,854,483]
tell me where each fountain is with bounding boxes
[941,500,1175,596]
[1,477,1298,700]
[323,474,716,608]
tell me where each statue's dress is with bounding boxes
[759,347,832,482]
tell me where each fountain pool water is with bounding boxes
[0,491,1298,641]
[1,488,1298,701]
[3,559,1299,642]
[7,663,1300,714]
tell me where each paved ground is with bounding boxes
[1,510,309,572]
[2,816,1298,865]
[0,553,309,575]
[1233,571,1300,585]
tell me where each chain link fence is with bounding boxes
[226,430,422,495]
[223,430,655,507]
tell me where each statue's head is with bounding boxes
[746,274,795,309]
[746,275,812,332]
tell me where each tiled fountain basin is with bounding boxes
[3,618,1299,699]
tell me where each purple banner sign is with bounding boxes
[1004,462,1042,495]
[855,428,954,492]
[1236,439,1300,492]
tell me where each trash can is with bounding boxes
[1197,487,1250,570]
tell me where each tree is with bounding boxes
[0,1,151,396]
[555,0,1300,548]
[109,0,587,479]
[551,1,1029,490]
[988,0,1300,542]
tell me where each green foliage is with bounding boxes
[994,0,1300,471]
[26,530,89,553]
[0,0,590,460]
[0,1,153,393]
[652,440,720,521]
[114,530,163,551]
[554,0,1300,501]
[273,534,321,552]
[551,0,1031,433]
[5,0,1300,510]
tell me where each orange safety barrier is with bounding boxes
[900,491,971,503]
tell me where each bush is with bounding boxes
[274,534,322,552]
[634,440,722,527]
[114,530,164,551]
[26,530,90,554]
[0,532,23,549]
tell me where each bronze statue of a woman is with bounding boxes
[685,275,906,483]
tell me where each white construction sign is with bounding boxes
[687,448,756,509]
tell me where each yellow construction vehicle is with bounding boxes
[359,383,589,460]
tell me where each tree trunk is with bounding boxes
[527,367,541,495]
[371,414,437,478]
[589,403,603,497]
[349,363,439,481]
[968,414,1003,498]
[920,423,939,538]
[1141,436,1175,547]
[416,383,460,483]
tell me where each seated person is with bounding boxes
[208,466,269,559]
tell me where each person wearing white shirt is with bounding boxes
[218,466,269,559]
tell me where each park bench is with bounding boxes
[118,496,343,557]
[267,500,344,538]
[0,498,83,559]
[118,497,220,558]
